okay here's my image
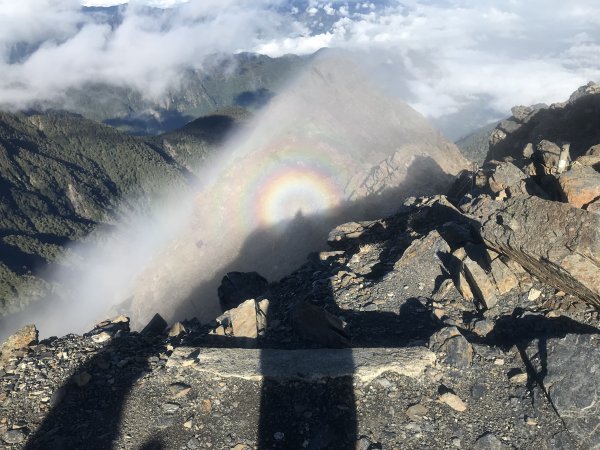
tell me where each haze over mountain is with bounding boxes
[0,53,468,338]
[0,106,247,338]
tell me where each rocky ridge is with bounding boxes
[1,85,600,449]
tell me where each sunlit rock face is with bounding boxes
[128,53,469,327]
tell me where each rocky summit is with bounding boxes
[2,86,600,450]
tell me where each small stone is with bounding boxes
[452,437,462,448]
[494,358,505,366]
[406,403,428,422]
[527,289,542,301]
[162,403,180,414]
[376,378,393,389]
[187,437,202,449]
[200,399,212,414]
[169,382,192,398]
[231,445,251,450]
[73,371,92,387]
[509,371,528,384]
[91,332,112,343]
[356,436,372,450]
[155,416,177,429]
[439,392,467,412]
[49,387,66,407]
[183,420,192,429]
[471,384,486,400]
[525,416,538,426]
[274,432,284,440]
[429,327,473,368]
[475,432,507,449]
[2,429,26,444]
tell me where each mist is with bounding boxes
[2,53,468,338]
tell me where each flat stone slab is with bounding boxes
[166,346,436,382]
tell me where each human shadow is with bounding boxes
[24,321,167,450]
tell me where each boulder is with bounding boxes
[488,162,527,195]
[291,302,350,348]
[525,333,600,449]
[392,230,451,297]
[326,220,382,248]
[575,154,600,169]
[429,326,473,368]
[462,257,498,309]
[218,272,269,312]
[587,198,600,214]
[230,299,260,339]
[479,195,600,308]
[141,313,168,335]
[168,322,186,338]
[535,140,561,172]
[558,165,600,208]
[489,258,519,295]
[587,144,600,156]
[0,325,38,367]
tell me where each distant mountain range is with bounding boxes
[25,53,307,136]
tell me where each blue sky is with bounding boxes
[1,0,600,135]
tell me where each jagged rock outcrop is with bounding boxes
[466,177,600,309]
[487,82,600,166]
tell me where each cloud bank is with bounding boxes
[1,0,600,134]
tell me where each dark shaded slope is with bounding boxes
[0,111,200,316]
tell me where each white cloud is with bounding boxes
[1,0,600,136]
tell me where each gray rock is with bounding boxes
[462,257,498,309]
[0,325,38,368]
[392,229,451,297]
[154,415,178,429]
[141,313,168,335]
[406,403,428,422]
[162,402,180,414]
[2,429,26,444]
[187,437,202,449]
[478,195,600,308]
[218,271,268,312]
[525,333,600,449]
[475,432,507,449]
[536,140,561,171]
[355,436,372,450]
[429,327,473,368]
[488,162,527,195]
[558,165,600,208]
[291,302,350,348]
